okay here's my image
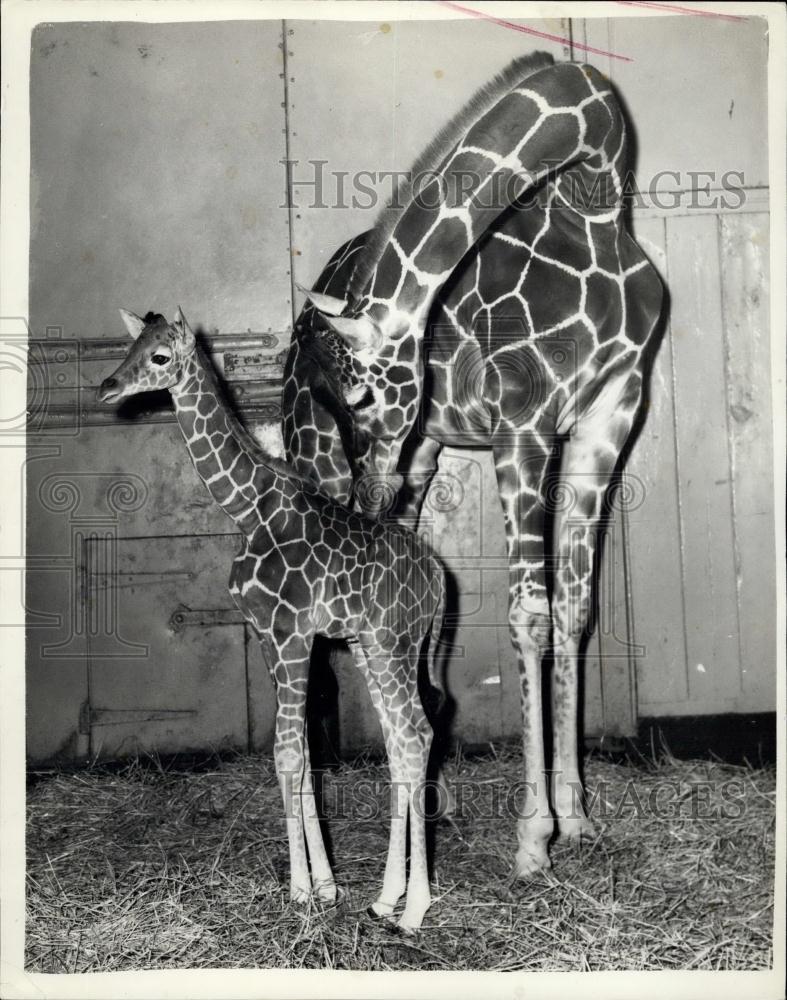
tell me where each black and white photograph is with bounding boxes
[1,1,784,996]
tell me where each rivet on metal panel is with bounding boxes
[169,603,189,634]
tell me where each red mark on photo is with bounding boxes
[435,1,633,63]
[614,1,746,21]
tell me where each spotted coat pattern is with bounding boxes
[99,310,445,931]
[284,55,664,877]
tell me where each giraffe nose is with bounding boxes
[98,377,120,403]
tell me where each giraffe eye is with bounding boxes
[151,353,171,366]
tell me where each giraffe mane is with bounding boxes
[347,50,555,300]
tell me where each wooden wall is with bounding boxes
[584,15,774,717]
[25,14,775,764]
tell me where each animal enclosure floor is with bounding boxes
[26,747,775,972]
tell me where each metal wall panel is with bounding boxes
[29,21,292,339]
[85,534,251,758]
[285,17,568,304]
[24,441,91,763]
[580,16,769,190]
[26,21,290,762]
[25,423,226,763]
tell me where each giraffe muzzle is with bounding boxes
[97,377,122,403]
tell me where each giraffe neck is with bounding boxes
[170,347,273,531]
[362,62,623,328]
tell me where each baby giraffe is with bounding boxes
[98,308,445,932]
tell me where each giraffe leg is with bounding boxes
[397,667,433,932]
[392,439,456,822]
[376,767,411,920]
[395,435,443,522]
[352,640,433,930]
[348,640,408,918]
[265,633,333,904]
[551,374,641,842]
[493,441,554,877]
[300,739,336,902]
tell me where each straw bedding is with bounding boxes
[26,744,775,972]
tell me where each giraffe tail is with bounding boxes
[426,561,447,712]
[426,561,459,822]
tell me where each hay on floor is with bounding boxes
[25,745,775,971]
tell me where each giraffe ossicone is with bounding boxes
[284,51,664,877]
[295,284,346,316]
[99,308,447,932]
[298,285,383,352]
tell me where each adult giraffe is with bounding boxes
[282,53,663,877]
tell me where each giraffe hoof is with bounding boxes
[557,816,597,844]
[313,880,339,905]
[394,922,420,938]
[290,886,312,905]
[365,910,420,938]
[365,904,399,931]
[514,845,552,879]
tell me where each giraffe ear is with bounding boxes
[173,306,196,351]
[119,308,146,340]
[325,313,382,353]
[343,382,371,406]
[297,284,348,317]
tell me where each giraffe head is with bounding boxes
[300,287,421,515]
[98,308,196,403]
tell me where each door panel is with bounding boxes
[86,533,250,758]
